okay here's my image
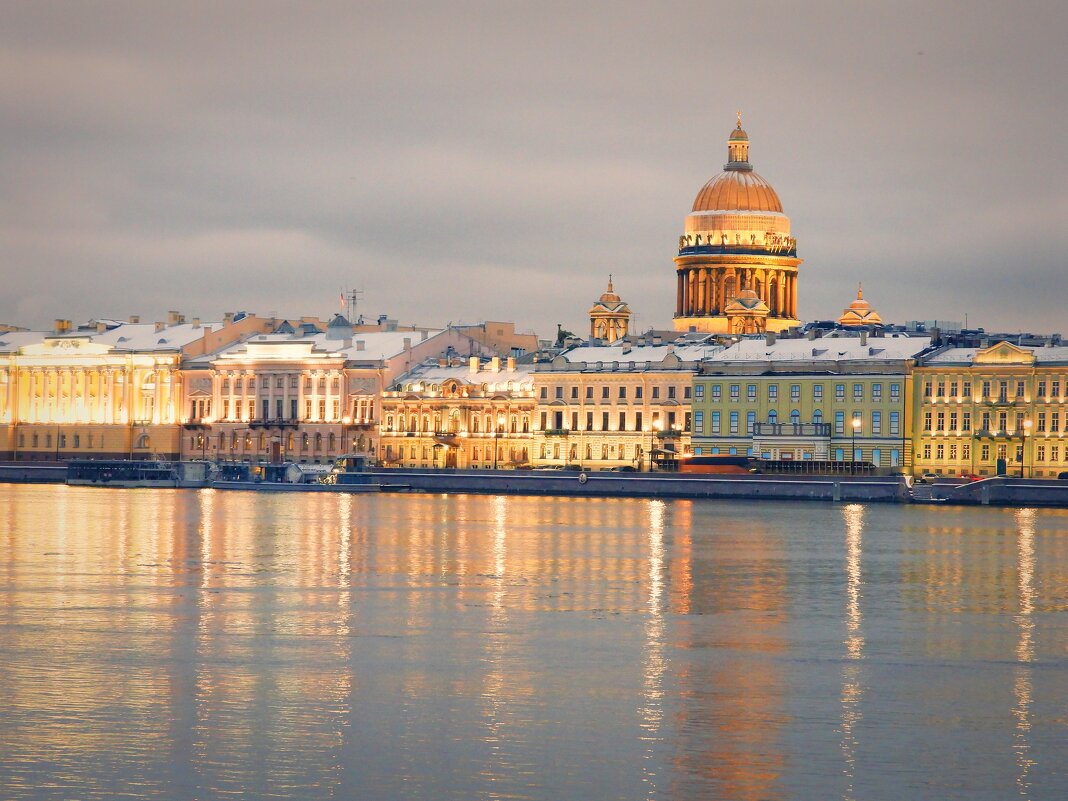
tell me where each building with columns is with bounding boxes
[674,118,801,334]
[178,319,503,465]
[0,316,257,461]
[379,356,535,469]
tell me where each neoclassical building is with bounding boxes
[674,117,801,334]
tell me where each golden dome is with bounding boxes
[598,275,621,304]
[692,170,783,214]
[838,285,883,326]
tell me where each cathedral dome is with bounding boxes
[692,170,783,214]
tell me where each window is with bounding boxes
[711,411,721,434]
[836,448,845,460]
[890,383,900,401]
[652,386,660,399]
[872,383,882,401]
[981,444,990,461]
[693,411,703,434]
[790,409,801,424]
[891,449,900,467]
[619,386,627,399]
[835,411,845,435]
[555,386,563,399]
[261,399,269,420]
[962,444,970,460]
[936,443,944,460]
[936,411,945,431]
[962,412,971,431]
[618,411,626,430]
[1053,380,1061,398]
[981,411,991,431]
[711,384,721,401]
[949,381,958,397]
[890,412,900,435]
[923,381,932,398]
[586,386,593,399]
[949,411,958,430]
[962,381,971,398]
[540,387,547,399]
[767,385,777,402]
[923,411,932,432]
[813,409,823,424]
[748,384,757,401]
[813,384,824,401]
[1016,380,1026,398]
[852,410,862,433]
[1053,445,1061,462]
[949,444,957,460]
[729,411,739,434]
[982,380,991,398]
[636,386,644,399]
[747,411,756,434]
[570,386,578,399]
[586,412,593,430]
[1038,445,1046,462]
[729,384,739,401]
[571,412,578,430]
[1052,412,1060,433]
[668,386,677,400]
[602,412,609,430]
[836,384,846,401]
[694,384,703,400]
[872,411,881,434]
[684,386,691,399]
[853,383,863,401]
[602,386,610,399]
[1038,380,1047,397]
[767,410,778,424]
[790,384,801,402]
[923,444,932,459]
[936,381,946,398]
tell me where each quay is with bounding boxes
[5,462,1068,507]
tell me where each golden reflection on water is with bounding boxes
[839,504,865,801]
[1012,508,1036,800]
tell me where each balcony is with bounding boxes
[654,429,682,439]
[974,428,1026,439]
[753,423,831,437]
[543,428,570,436]
[248,418,299,429]
[182,421,209,430]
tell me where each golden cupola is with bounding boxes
[837,285,883,326]
[673,116,802,334]
[589,275,631,343]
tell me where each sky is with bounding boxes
[2,1,1066,339]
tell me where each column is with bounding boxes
[676,272,684,316]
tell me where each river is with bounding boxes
[1,485,1066,800]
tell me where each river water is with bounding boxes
[1,485,1067,800]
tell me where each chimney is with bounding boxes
[765,331,777,346]
[420,329,429,341]
[807,329,817,340]
[860,331,868,346]
[128,315,140,324]
[469,356,479,373]
[403,337,412,350]
[355,340,365,351]
[96,322,107,333]
[507,356,516,371]
[652,335,662,345]
[155,322,166,332]
[490,356,501,372]
[192,317,201,329]
[378,314,387,325]
[167,310,183,325]
[223,312,234,326]
[438,357,448,367]
[54,319,71,334]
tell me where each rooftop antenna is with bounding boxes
[340,288,364,322]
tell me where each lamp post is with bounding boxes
[851,416,861,474]
[649,419,663,472]
[1021,419,1032,477]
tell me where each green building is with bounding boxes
[691,332,930,470]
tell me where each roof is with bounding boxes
[692,169,783,214]
[196,329,446,363]
[923,345,1068,366]
[393,360,534,389]
[0,322,220,354]
[553,338,724,369]
[706,335,931,365]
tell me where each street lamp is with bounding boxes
[649,419,663,472]
[851,416,861,473]
[1021,419,1032,477]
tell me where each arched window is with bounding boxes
[768,410,778,424]
[790,409,800,425]
[328,433,336,451]
[472,416,481,433]
[510,415,518,433]
[315,433,322,449]
[522,416,530,433]
[813,409,823,425]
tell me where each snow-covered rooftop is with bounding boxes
[706,335,931,364]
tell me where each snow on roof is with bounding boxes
[394,360,534,388]
[0,331,50,353]
[558,339,723,367]
[924,345,1068,365]
[196,329,446,363]
[706,335,931,364]
[92,322,221,351]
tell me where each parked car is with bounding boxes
[1058,471,1068,480]
[608,465,637,472]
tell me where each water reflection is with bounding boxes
[1012,508,1036,799]
[3,487,1068,800]
[839,504,865,801]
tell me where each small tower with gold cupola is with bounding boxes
[837,284,883,327]
[589,276,632,343]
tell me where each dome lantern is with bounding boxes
[726,112,751,170]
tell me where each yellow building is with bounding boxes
[913,341,1068,477]
[531,336,722,469]
[0,315,258,462]
[674,117,801,334]
[379,357,535,469]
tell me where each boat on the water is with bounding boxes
[66,459,212,488]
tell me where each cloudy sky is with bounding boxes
[2,1,1066,338]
